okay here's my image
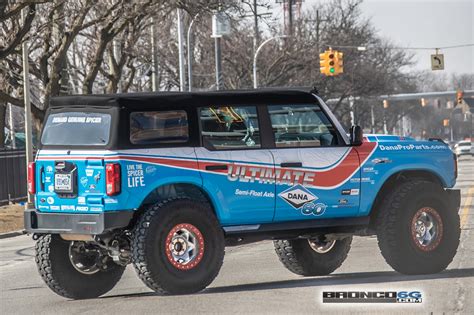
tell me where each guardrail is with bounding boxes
[0,149,28,206]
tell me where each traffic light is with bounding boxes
[319,51,331,76]
[334,51,343,75]
[456,89,464,104]
[383,100,389,109]
[421,98,427,107]
[320,49,343,76]
[443,119,450,127]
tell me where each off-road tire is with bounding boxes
[35,234,125,299]
[376,180,460,275]
[273,237,352,276]
[132,197,225,294]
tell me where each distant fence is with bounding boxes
[0,149,28,206]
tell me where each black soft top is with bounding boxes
[49,89,318,109]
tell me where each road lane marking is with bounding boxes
[460,187,474,229]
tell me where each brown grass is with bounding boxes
[0,204,24,233]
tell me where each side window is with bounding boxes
[130,111,188,144]
[268,104,338,148]
[200,106,261,150]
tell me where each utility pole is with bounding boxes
[212,11,231,90]
[287,0,293,35]
[177,9,186,92]
[212,12,226,91]
[151,17,159,92]
[253,0,259,54]
[315,9,320,54]
[22,8,34,207]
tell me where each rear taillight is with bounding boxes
[106,163,121,196]
[28,162,36,194]
[453,153,458,179]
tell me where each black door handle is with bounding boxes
[280,162,303,168]
[205,164,228,171]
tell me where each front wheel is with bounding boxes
[35,235,125,299]
[274,236,352,276]
[376,180,460,274]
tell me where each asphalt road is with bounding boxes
[1,157,473,314]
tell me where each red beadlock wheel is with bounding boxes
[132,198,225,294]
[165,223,205,270]
[410,207,444,252]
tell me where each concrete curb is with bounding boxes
[0,230,26,240]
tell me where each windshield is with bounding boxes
[41,112,112,146]
[458,142,471,147]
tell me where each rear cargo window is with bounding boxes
[41,112,111,146]
[130,111,188,145]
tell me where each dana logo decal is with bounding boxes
[279,185,317,209]
[279,185,327,216]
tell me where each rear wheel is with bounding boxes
[274,236,352,276]
[132,198,225,294]
[35,234,125,299]
[376,180,460,274]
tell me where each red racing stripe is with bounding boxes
[36,141,378,188]
[309,141,377,187]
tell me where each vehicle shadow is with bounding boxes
[102,267,474,299]
[204,268,474,294]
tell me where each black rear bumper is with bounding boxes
[24,209,134,235]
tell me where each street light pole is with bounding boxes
[215,36,222,90]
[21,8,34,207]
[187,13,200,92]
[253,35,287,89]
[370,104,375,133]
[177,9,186,92]
[8,103,15,148]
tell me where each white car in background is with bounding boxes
[453,140,473,156]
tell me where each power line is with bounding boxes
[390,43,474,50]
[322,43,474,51]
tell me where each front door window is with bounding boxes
[268,104,360,221]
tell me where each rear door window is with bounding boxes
[130,111,188,144]
[41,112,111,146]
[200,106,261,150]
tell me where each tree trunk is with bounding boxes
[0,102,6,148]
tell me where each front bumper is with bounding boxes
[24,209,134,235]
[445,189,461,211]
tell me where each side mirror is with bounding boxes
[350,125,363,146]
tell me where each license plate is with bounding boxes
[55,173,72,192]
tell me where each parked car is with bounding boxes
[25,89,461,299]
[453,140,472,157]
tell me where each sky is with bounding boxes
[277,0,473,75]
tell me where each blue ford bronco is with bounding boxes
[25,89,461,299]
